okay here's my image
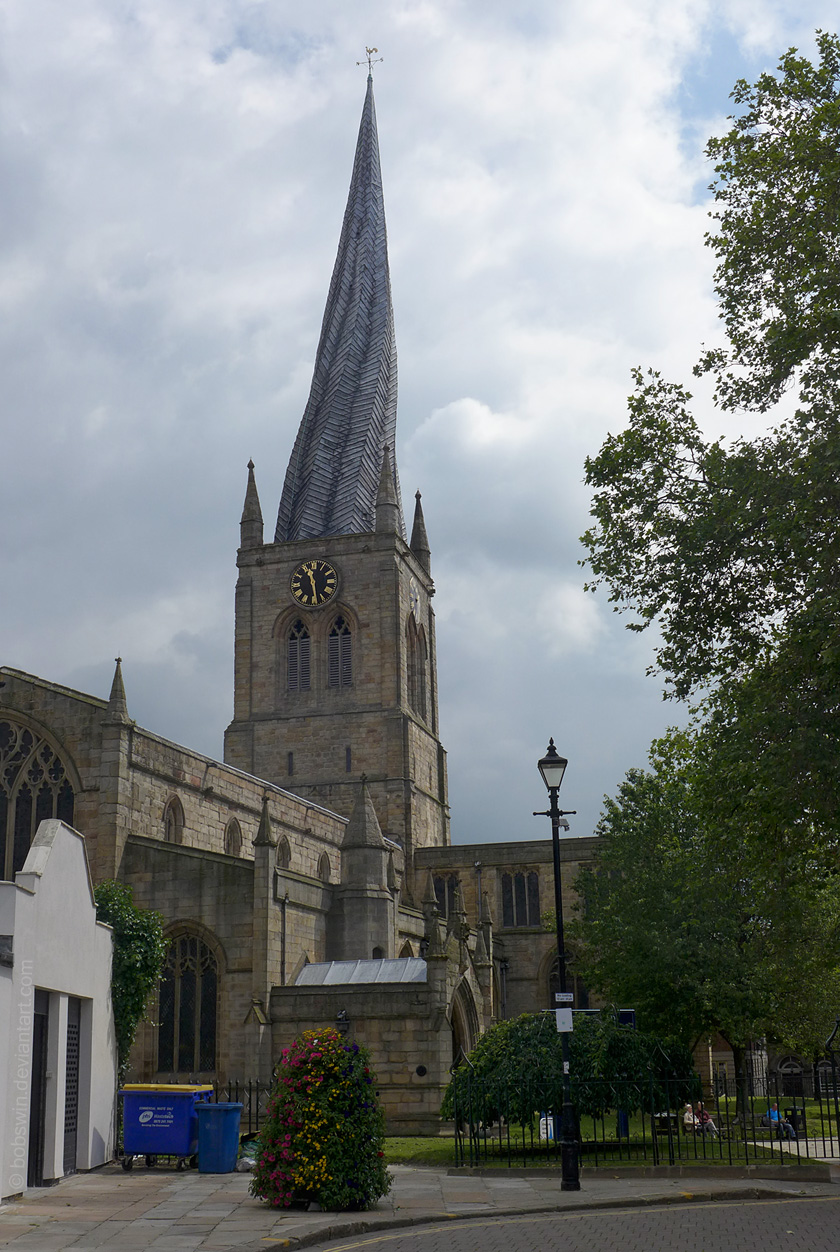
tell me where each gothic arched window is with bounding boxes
[288,619,311,691]
[327,616,352,688]
[157,933,218,1074]
[501,871,540,927]
[0,719,75,881]
[318,852,331,882]
[547,955,589,1011]
[224,818,242,857]
[163,797,185,845]
[276,836,291,870]
[433,874,459,919]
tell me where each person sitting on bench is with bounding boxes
[683,1103,700,1133]
[696,1102,718,1136]
[768,1103,796,1140]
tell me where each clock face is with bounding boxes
[290,559,339,607]
[408,578,421,616]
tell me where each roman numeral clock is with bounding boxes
[290,559,338,607]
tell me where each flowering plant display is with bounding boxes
[251,1027,391,1211]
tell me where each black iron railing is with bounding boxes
[449,1063,840,1168]
[211,1079,272,1136]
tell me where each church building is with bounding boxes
[0,74,597,1143]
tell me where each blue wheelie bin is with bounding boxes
[196,1101,243,1172]
[120,1084,213,1170]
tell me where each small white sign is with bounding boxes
[555,1008,573,1033]
[554,992,573,1003]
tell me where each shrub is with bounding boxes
[442,1011,696,1125]
[251,1028,391,1211]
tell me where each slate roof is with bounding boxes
[275,75,405,542]
[295,958,427,986]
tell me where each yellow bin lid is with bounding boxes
[120,1084,214,1092]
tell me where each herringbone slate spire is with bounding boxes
[275,75,405,541]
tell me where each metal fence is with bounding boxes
[211,1079,272,1136]
[450,1063,840,1168]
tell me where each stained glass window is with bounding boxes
[0,720,75,881]
[157,934,218,1075]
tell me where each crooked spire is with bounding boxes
[275,75,405,543]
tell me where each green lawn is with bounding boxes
[385,1137,458,1166]
[383,1135,788,1168]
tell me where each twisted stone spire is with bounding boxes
[275,76,404,542]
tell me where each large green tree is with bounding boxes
[582,33,840,851]
[572,732,840,1071]
[699,28,840,414]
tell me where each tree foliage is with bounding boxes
[582,32,840,854]
[699,29,840,414]
[442,1011,694,1124]
[571,732,840,1062]
[93,880,167,1079]
[251,1028,390,1211]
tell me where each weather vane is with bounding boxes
[357,47,383,75]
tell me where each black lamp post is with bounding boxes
[534,738,580,1191]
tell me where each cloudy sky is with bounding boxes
[0,0,832,843]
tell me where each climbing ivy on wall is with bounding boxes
[94,881,167,1079]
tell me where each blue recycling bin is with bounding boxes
[119,1084,213,1169]
[196,1101,243,1173]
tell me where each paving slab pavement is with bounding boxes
[2,1161,840,1252]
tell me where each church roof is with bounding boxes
[295,958,427,986]
[275,75,405,542]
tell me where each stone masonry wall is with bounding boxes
[270,982,452,1134]
[225,528,449,856]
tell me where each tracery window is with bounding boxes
[0,719,75,881]
[433,874,459,919]
[288,619,311,692]
[157,933,218,1074]
[547,956,589,1010]
[327,616,352,688]
[501,871,540,927]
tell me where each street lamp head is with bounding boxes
[538,738,568,792]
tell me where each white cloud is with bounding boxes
[0,0,830,840]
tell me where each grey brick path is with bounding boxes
[1,1164,839,1252]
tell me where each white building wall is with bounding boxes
[0,820,117,1199]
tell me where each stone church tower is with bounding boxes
[224,74,450,888]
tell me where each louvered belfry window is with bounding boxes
[288,619,311,691]
[327,616,352,687]
[157,934,218,1075]
[0,719,75,881]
